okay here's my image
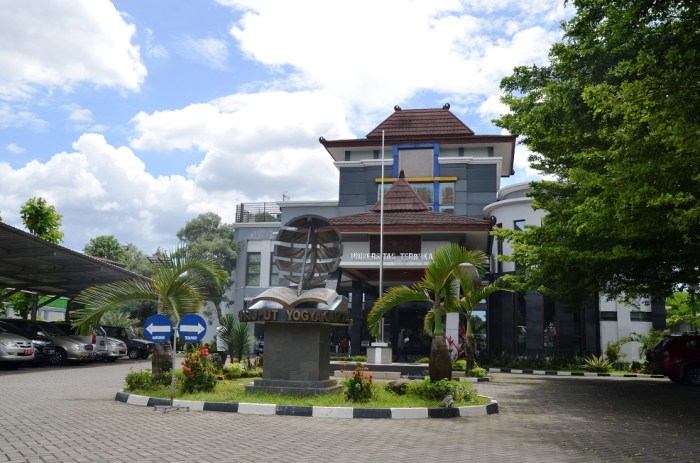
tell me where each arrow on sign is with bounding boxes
[146,323,171,335]
[179,322,205,334]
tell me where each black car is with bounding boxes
[101,325,154,360]
[0,320,57,365]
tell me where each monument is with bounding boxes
[239,215,349,395]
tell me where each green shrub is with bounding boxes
[181,344,216,393]
[583,354,612,372]
[351,355,367,362]
[242,367,262,378]
[223,362,244,379]
[452,359,467,371]
[605,340,625,363]
[385,379,410,395]
[344,362,374,403]
[467,367,487,377]
[124,369,155,392]
[416,357,430,364]
[407,379,477,403]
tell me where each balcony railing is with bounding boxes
[235,202,281,223]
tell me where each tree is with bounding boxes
[453,276,511,372]
[367,244,488,382]
[218,313,252,362]
[20,196,64,244]
[176,212,238,322]
[83,235,127,263]
[494,0,700,304]
[71,246,228,379]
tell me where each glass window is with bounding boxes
[514,219,526,231]
[412,183,433,206]
[630,311,652,322]
[543,297,557,356]
[270,256,280,286]
[439,183,455,206]
[246,252,261,286]
[600,311,618,321]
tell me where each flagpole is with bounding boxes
[379,130,385,342]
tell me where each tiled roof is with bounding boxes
[371,170,428,212]
[366,104,474,140]
[330,170,490,231]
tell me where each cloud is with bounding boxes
[6,143,25,154]
[0,103,47,130]
[221,0,569,132]
[130,90,346,201]
[178,37,229,70]
[0,0,146,100]
[0,134,210,253]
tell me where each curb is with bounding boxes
[114,391,498,419]
[487,368,665,379]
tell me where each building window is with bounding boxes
[398,148,434,177]
[246,252,261,286]
[630,311,652,322]
[600,311,618,321]
[514,219,526,231]
[544,297,557,356]
[270,256,280,286]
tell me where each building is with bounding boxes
[230,105,663,360]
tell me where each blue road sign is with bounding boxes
[178,313,207,343]
[144,314,173,343]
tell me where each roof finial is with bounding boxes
[394,105,402,111]
[443,103,450,110]
[399,169,405,179]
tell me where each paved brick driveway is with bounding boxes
[1,361,698,462]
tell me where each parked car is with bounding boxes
[52,322,107,360]
[0,320,56,365]
[101,325,154,360]
[1,318,94,364]
[0,323,34,366]
[102,337,128,362]
[651,332,700,385]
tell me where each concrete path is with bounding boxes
[1,361,698,462]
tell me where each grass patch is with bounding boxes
[127,377,490,408]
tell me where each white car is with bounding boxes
[0,324,34,365]
[102,337,128,362]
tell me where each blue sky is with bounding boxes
[0,0,572,254]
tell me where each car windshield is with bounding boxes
[124,327,139,339]
[42,323,67,336]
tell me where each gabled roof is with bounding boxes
[371,170,428,213]
[366,104,474,140]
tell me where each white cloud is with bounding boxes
[6,143,25,154]
[66,104,94,124]
[0,103,47,130]
[130,90,346,202]
[0,0,146,100]
[0,134,213,253]
[178,37,229,70]
[222,0,568,131]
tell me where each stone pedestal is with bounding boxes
[246,323,341,395]
[367,342,392,364]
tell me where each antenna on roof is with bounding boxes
[282,191,289,201]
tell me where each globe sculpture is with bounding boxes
[239,215,349,395]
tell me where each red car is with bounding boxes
[651,333,700,385]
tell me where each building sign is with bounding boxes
[238,307,351,325]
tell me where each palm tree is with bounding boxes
[218,313,252,363]
[452,271,511,371]
[367,244,488,382]
[72,247,228,379]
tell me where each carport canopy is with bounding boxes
[0,222,147,314]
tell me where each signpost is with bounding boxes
[177,313,207,343]
[143,314,172,343]
[146,313,208,413]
